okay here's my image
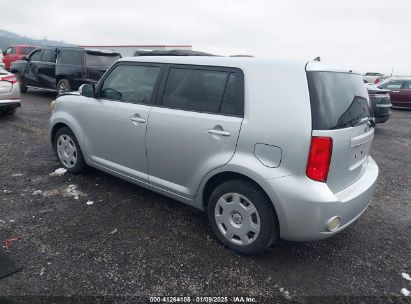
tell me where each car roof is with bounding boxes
[118,56,356,73]
[9,45,36,48]
[30,46,120,55]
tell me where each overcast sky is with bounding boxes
[1,0,410,75]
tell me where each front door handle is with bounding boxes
[208,129,231,137]
[129,114,146,124]
[392,91,400,93]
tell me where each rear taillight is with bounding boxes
[0,74,17,84]
[374,77,381,84]
[306,136,333,182]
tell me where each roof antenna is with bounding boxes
[314,56,321,61]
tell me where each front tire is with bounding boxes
[15,73,27,93]
[57,79,71,95]
[53,127,86,173]
[207,179,279,255]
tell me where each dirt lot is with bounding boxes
[0,91,410,304]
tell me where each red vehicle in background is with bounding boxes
[2,45,36,70]
[378,78,411,109]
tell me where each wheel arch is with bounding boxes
[202,170,280,224]
[49,116,86,159]
[50,122,69,147]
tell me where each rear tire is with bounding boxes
[53,127,86,173]
[207,179,279,255]
[57,79,71,95]
[3,108,16,116]
[15,73,27,93]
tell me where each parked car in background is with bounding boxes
[10,47,121,94]
[0,67,21,116]
[378,78,411,109]
[49,56,378,254]
[0,49,5,69]
[2,45,36,70]
[363,72,384,84]
[367,86,392,123]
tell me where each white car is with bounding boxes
[363,72,384,84]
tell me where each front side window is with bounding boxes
[59,50,84,65]
[29,50,42,61]
[41,49,56,63]
[10,47,17,55]
[100,64,161,104]
[5,48,12,55]
[380,81,403,90]
[162,68,230,114]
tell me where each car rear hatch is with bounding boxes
[85,50,121,82]
[306,67,375,193]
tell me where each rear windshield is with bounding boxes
[86,53,120,67]
[307,71,371,130]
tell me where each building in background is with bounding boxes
[78,45,192,57]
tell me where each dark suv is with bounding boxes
[10,47,121,94]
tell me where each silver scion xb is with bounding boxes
[49,56,378,255]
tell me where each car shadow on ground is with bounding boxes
[25,89,57,99]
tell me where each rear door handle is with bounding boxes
[208,129,231,136]
[392,91,400,93]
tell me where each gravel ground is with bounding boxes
[0,91,410,304]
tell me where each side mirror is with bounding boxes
[79,84,95,98]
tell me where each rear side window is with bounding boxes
[307,72,371,130]
[59,50,84,65]
[41,49,56,63]
[21,47,35,55]
[100,64,161,104]
[86,53,120,67]
[404,81,411,89]
[161,67,243,116]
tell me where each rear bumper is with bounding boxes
[375,103,392,123]
[265,157,379,241]
[0,100,21,110]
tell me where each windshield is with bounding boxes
[86,53,120,67]
[307,71,371,130]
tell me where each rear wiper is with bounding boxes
[354,117,375,128]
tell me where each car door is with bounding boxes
[38,48,56,89]
[77,62,164,182]
[398,81,411,108]
[24,49,43,86]
[146,65,244,198]
[380,80,404,106]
